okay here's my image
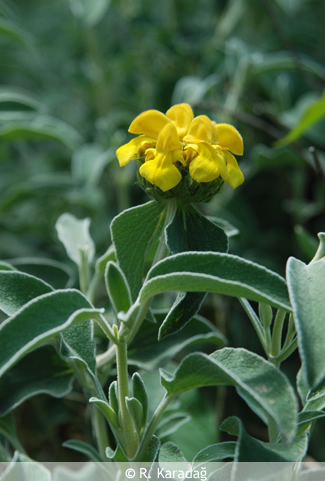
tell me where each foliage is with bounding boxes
[0,0,325,470]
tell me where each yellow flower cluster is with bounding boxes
[116,103,244,192]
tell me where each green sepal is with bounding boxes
[105,261,132,315]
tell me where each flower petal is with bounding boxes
[183,115,219,144]
[139,152,182,192]
[166,103,194,139]
[128,110,171,137]
[116,135,155,166]
[189,143,229,183]
[223,150,245,188]
[156,122,183,153]
[216,123,243,155]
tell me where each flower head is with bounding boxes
[116,103,244,196]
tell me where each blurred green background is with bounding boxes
[1,0,325,461]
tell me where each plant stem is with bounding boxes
[116,341,138,458]
[135,394,173,461]
[79,248,90,294]
[282,313,296,351]
[238,298,268,355]
[273,338,298,364]
[270,309,287,358]
[92,404,110,459]
[267,417,278,443]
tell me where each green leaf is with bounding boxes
[95,244,116,276]
[193,442,236,463]
[287,257,325,388]
[144,435,160,463]
[126,397,143,434]
[69,0,111,27]
[0,414,24,452]
[250,52,325,81]
[0,114,81,150]
[221,416,307,462]
[159,441,188,463]
[304,378,325,412]
[108,381,119,414]
[160,206,228,339]
[129,315,225,370]
[89,397,119,430]
[276,89,325,147]
[156,413,190,439]
[0,345,73,416]
[63,440,104,462]
[105,262,132,314]
[1,453,51,481]
[111,201,167,300]
[0,289,102,377]
[72,144,115,188]
[0,261,14,271]
[166,206,228,255]
[141,252,291,311]
[61,319,97,375]
[132,373,148,427]
[8,257,75,289]
[0,87,41,111]
[294,225,319,261]
[158,291,206,340]
[297,410,325,436]
[56,213,95,266]
[0,271,53,316]
[0,18,34,48]
[161,348,297,442]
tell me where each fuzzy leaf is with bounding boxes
[160,348,297,442]
[0,289,102,377]
[141,252,291,311]
[111,201,167,300]
[221,416,307,462]
[0,271,53,315]
[0,345,73,416]
[56,214,95,266]
[287,257,325,388]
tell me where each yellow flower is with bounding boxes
[116,103,244,192]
